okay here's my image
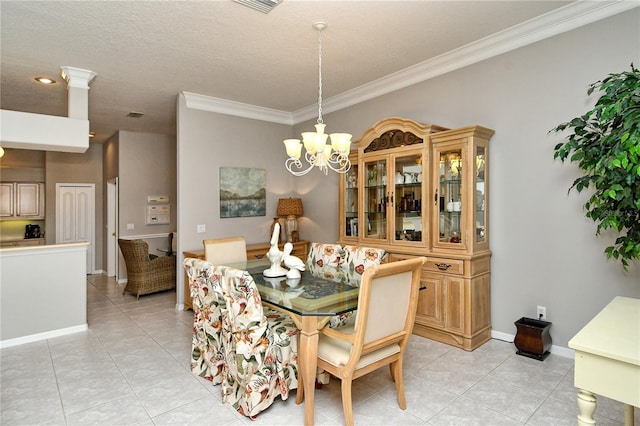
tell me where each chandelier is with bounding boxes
[283,21,352,176]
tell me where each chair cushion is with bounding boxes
[307,243,343,268]
[318,324,400,369]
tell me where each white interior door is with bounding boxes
[56,184,95,273]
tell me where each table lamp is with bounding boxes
[277,197,304,243]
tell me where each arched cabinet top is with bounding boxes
[353,117,449,154]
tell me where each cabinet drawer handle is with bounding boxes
[254,254,265,259]
[435,262,452,270]
[419,286,427,291]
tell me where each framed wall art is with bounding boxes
[219,167,266,218]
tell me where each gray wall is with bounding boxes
[178,9,640,349]
[177,96,300,304]
[113,130,177,279]
[117,131,177,238]
[1,243,88,345]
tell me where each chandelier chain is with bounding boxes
[317,24,323,125]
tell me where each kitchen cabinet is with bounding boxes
[0,182,45,220]
[338,117,494,350]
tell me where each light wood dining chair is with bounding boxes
[203,236,247,264]
[316,257,426,426]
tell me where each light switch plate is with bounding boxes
[126,223,134,230]
[197,224,206,233]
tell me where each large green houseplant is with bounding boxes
[551,64,640,269]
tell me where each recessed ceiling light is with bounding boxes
[127,112,144,118]
[34,77,56,85]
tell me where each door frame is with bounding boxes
[107,178,119,279]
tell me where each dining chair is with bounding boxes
[203,236,247,264]
[316,257,426,426]
[306,242,343,269]
[327,245,387,328]
[217,265,302,418]
[341,245,386,274]
[183,258,226,384]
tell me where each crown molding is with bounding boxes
[292,0,639,124]
[182,91,293,125]
[184,1,639,125]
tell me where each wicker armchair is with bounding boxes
[118,239,176,299]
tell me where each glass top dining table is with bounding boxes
[227,258,362,425]
[242,259,361,317]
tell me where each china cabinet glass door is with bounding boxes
[344,164,359,238]
[393,153,424,244]
[362,158,387,241]
[435,144,465,249]
[475,146,486,244]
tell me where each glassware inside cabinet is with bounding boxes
[345,165,358,237]
[475,146,486,243]
[364,159,387,239]
[394,154,423,242]
[438,149,463,244]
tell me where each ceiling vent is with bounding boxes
[233,0,281,14]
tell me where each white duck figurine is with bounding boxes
[263,223,288,277]
[282,242,305,279]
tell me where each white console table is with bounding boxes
[568,296,640,426]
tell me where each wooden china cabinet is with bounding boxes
[338,117,494,351]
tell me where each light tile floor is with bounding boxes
[1,274,638,425]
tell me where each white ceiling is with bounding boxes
[0,0,625,144]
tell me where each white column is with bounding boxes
[60,66,97,120]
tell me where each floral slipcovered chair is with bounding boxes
[325,245,386,329]
[217,266,301,418]
[306,243,343,272]
[183,258,225,384]
[342,245,386,275]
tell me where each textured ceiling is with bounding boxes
[1,0,577,144]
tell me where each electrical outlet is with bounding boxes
[126,223,134,230]
[196,224,206,233]
[537,305,547,320]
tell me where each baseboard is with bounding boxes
[0,324,88,349]
[491,329,574,360]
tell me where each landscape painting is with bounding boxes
[219,167,266,218]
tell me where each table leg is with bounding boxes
[577,389,597,426]
[624,404,634,426]
[298,316,320,426]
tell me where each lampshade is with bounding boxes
[277,198,304,217]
